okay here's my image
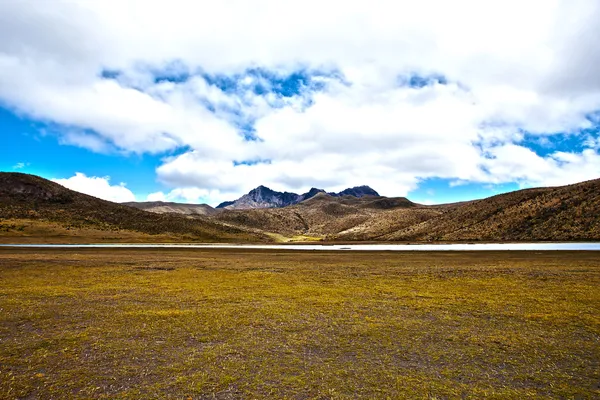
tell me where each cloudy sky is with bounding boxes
[1,1,599,206]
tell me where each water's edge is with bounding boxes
[2,243,600,251]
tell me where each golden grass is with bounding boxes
[0,218,258,244]
[265,232,324,243]
[0,249,598,399]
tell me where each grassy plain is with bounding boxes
[0,248,598,399]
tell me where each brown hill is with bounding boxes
[212,192,420,238]
[212,178,600,242]
[0,173,265,243]
[334,207,444,241]
[123,201,218,216]
[377,178,600,242]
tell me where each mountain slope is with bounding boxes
[334,207,444,241]
[0,173,265,243]
[371,179,600,241]
[123,201,217,216]
[212,192,418,237]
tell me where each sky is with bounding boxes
[1,1,600,206]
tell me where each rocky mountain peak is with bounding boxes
[335,185,380,198]
[216,185,379,210]
[303,187,326,199]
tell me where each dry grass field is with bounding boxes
[0,248,599,399]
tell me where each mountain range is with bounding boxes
[1,172,600,243]
[216,185,380,209]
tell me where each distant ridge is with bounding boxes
[216,200,235,209]
[217,185,380,210]
[332,185,380,198]
[123,201,217,216]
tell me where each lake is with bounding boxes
[2,243,600,251]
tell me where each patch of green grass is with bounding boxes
[0,249,598,398]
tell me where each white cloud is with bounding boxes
[1,0,599,200]
[146,191,166,202]
[146,187,230,205]
[12,162,28,170]
[58,131,111,153]
[481,146,600,187]
[52,173,136,202]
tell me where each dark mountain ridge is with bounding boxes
[217,185,380,209]
[333,185,380,198]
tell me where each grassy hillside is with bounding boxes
[335,207,444,241]
[213,179,600,242]
[212,193,420,238]
[383,178,600,241]
[0,173,266,243]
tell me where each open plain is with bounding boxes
[0,248,598,399]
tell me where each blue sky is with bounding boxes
[0,107,160,198]
[0,99,584,205]
[1,1,600,206]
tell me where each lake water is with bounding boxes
[1,243,600,251]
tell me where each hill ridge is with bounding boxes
[123,201,217,216]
